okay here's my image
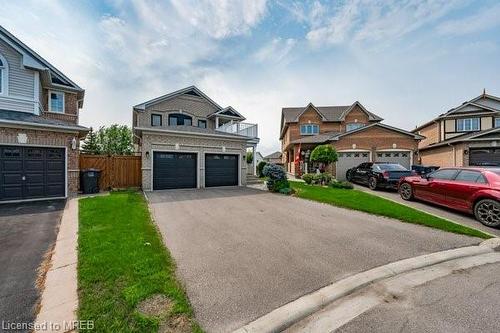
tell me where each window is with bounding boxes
[198,120,207,128]
[49,91,64,113]
[495,118,500,128]
[346,123,364,132]
[300,124,319,135]
[0,53,7,95]
[151,114,162,126]
[455,170,486,183]
[456,118,479,132]
[429,169,458,180]
[168,113,192,126]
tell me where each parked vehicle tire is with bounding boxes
[368,177,378,190]
[399,182,414,201]
[474,199,500,228]
[346,170,353,182]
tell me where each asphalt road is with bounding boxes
[339,262,500,333]
[147,187,480,333]
[0,200,65,330]
[353,184,500,237]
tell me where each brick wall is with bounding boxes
[41,90,79,124]
[417,122,439,148]
[0,127,80,194]
[342,106,370,131]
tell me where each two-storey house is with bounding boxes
[414,92,500,167]
[133,86,259,190]
[280,101,423,180]
[0,26,87,202]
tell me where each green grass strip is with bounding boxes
[290,182,491,239]
[78,191,202,332]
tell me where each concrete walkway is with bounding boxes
[35,198,79,333]
[147,187,482,333]
[352,184,500,237]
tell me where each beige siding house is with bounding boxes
[414,92,500,167]
[133,86,259,191]
[0,25,87,202]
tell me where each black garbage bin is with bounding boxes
[80,169,101,194]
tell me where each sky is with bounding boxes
[1,0,500,155]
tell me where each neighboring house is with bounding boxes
[255,151,264,165]
[133,86,259,190]
[280,101,423,180]
[247,151,264,174]
[0,26,87,202]
[263,151,282,164]
[414,92,500,167]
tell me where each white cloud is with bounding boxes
[253,38,297,63]
[437,3,500,36]
[171,0,268,39]
[307,0,466,45]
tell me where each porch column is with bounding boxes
[252,144,256,175]
[215,117,219,128]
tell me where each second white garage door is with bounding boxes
[336,151,370,181]
[375,151,411,169]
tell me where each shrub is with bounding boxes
[263,164,290,193]
[279,187,295,195]
[329,180,354,189]
[257,161,267,177]
[310,145,338,166]
[302,173,314,184]
[312,172,332,185]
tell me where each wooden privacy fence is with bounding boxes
[79,154,142,190]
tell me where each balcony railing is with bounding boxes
[216,122,258,138]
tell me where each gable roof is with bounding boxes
[0,109,88,134]
[0,25,83,92]
[264,151,282,159]
[208,106,245,120]
[134,86,223,111]
[334,122,424,140]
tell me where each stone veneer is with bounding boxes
[0,126,81,195]
[141,132,247,190]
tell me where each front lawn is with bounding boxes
[78,191,201,332]
[290,182,491,239]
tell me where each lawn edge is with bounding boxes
[290,183,492,240]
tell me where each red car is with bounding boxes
[399,167,500,228]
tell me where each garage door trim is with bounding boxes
[0,144,68,203]
[204,152,241,187]
[151,149,199,190]
[375,149,413,168]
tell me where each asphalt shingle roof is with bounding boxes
[0,109,88,130]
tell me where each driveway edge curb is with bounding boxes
[233,239,500,333]
[35,198,79,333]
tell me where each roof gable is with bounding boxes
[293,103,327,122]
[334,123,424,140]
[339,101,383,122]
[443,94,500,117]
[209,106,245,120]
[134,86,223,111]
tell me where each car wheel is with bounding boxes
[368,177,378,190]
[474,199,500,228]
[399,182,413,201]
[346,170,353,182]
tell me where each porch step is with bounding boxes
[246,175,264,185]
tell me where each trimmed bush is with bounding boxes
[312,172,332,185]
[263,164,292,194]
[330,180,354,189]
[257,161,267,177]
[302,173,314,184]
[279,187,295,195]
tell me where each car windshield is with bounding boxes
[376,164,407,171]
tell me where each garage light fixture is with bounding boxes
[145,151,150,159]
[71,137,77,150]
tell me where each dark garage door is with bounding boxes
[153,152,197,190]
[0,146,65,201]
[205,154,238,187]
[470,148,500,166]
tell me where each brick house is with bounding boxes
[280,101,423,180]
[133,86,259,190]
[0,25,87,202]
[414,92,500,167]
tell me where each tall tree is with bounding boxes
[96,125,134,155]
[310,145,338,172]
[81,127,100,154]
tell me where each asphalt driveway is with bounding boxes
[0,200,65,329]
[147,187,481,333]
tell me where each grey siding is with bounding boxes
[0,39,35,98]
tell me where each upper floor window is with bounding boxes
[300,124,319,135]
[495,118,500,128]
[346,123,364,132]
[49,91,64,113]
[0,54,7,95]
[456,118,479,132]
[151,114,162,126]
[198,120,207,128]
[168,113,192,126]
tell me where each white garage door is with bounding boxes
[336,151,370,181]
[375,151,411,169]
